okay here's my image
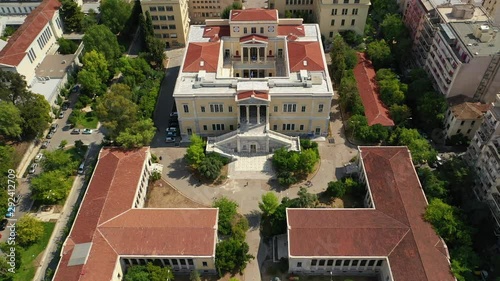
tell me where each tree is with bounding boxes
[185,134,205,168]
[30,171,72,203]
[259,192,280,218]
[57,38,79,54]
[0,101,22,138]
[124,263,174,281]
[78,69,104,97]
[378,78,405,106]
[116,118,156,148]
[15,215,44,246]
[42,149,77,176]
[339,72,364,115]
[145,36,166,69]
[221,2,242,19]
[81,9,98,31]
[330,35,356,85]
[0,70,30,104]
[296,187,318,208]
[298,149,319,174]
[424,198,470,245]
[96,85,139,138]
[380,14,407,43]
[18,94,51,138]
[83,25,122,63]
[189,270,201,281]
[371,0,399,25]
[81,50,109,83]
[416,92,447,132]
[389,128,437,164]
[60,0,84,32]
[197,153,224,180]
[213,197,238,236]
[58,140,68,149]
[389,104,411,125]
[327,180,346,198]
[231,216,249,241]
[418,167,448,201]
[99,0,132,34]
[0,255,15,280]
[124,265,150,281]
[366,40,392,69]
[215,239,254,274]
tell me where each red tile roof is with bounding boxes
[183,42,220,73]
[236,91,269,101]
[278,25,306,37]
[0,0,60,67]
[203,26,230,39]
[240,34,268,43]
[287,41,325,72]
[54,147,218,281]
[229,9,278,21]
[353,53,395,126]
[288,147,455,281]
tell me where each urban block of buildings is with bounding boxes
[173,9,333,155]
[189,0,240,24]
[404,1,500,103]
[466,94,500,239]
[268,0,370,40]
[286,146,455,280]
[53,147,219,281]
[443,95,491,139]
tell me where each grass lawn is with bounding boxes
[14,222,56,281]
[74,112,98,129]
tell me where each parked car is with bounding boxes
[166,127,177,133]
[34,153,44,162]
[166,130,176,137]
[71,129,81,135]
[13,194,21,206]
[72,84,80,93]
[46,131,54,139]
[41,140,50,149]
[82,129,93,134]
[5,207,15,218]
[78,163,85,175]
[29,163,38,174]
[169,120,179,127]
[58,111,64,119]
[0,219,8,230]
[170,112,178,118]
[165,137,175,143]
[61,103,69,111]
[50,123,58,133]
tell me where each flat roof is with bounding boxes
[287,147,454,281]
[449,21,500,56]
[35,54,76,78]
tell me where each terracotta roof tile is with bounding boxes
[54,147,219,281]
[237,91,269,101]
[0,0,60,66]
[203,26,230,38]
[183,42,220,73]
[353,53,395,126]
[287,41,325,72]
[278,25,306,37]
[240,34,268,43]
[229,9,278,21]
[287,147,455,281]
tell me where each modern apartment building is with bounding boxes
[173,9,333,155]
[267,0,370,40]
[53,147,219,281]
[465,94,500,238]
[286,147,455,281]
[404,2,500,103]
[139,0,190,47]
[443,95,491,139]
[189,0,240,25]
[482,0,500,23]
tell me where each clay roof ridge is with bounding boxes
[97,152,124,225]
[97,208,133,228]
[387,227,411,256]
[466,102,483,116]
[95,228,120,255]
[386,150,413,226]
[390,230,430,280]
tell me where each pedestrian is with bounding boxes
[159,156,162,161]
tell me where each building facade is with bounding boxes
[465,94,500,239]
[53,147,219,281]
[482,0,500,23]
[173,9,333,155]
[0,0,63,85]
[0,0,41,15]
[267,0,370,40]
[139,0,190,48]
[189,0,239,25]
[286,147,455,281]
[443,97,490,139]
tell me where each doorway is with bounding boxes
[315,128,321,135]
[250,144,257,153]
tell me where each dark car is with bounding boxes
[0,219,8,231]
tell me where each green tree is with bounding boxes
[30,171,72,203]
[100,0,132,34]
[185,134,206,168]
[416,92,447,131]
[339,72,364,115]
[231,216,249,241]
[57,38,79,54]
[189,270,201,281]
[116,118,156,148]
[0,255,15,280]
[366,40,392,69]
[418,167,448,200]
[259,192,280,218]
[83,25,122,64]
[0,70,30,104]
[78,69,105,97]
[424,198,470,245]
[213,197,238,236]
[15,215,44,246]
[389,128,437,164]
[215,239,254,274]
[60,0,84,32]
[380,14,407,43]
[197,153,223,180]
[371,0,399,25]
[81,50,109,83]
[327,180,346,198]
[330,35,355,84]
[221,2,242,19]
[389,104,411,125]
[298,149,319,174]
[147,262,174,281]
[296,187,318,208]
[95,84,139,138]
[81,9,98,31]
[42,149,77,176]
[19,94,51,138]
[144,36,166,69]
[0,101,22,138]
[124,265,150,281]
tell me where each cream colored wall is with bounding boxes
[189,0,238,24]
[288,256,390,276]
[140,0,189,47]
[482,0,500,23]
[112,258,124,281]
[448,56,496,103]
[0,3,38,15]
[229,23,279,38]
[444,110,484,139]
[317,0,370,38]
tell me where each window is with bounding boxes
[327,260,333,266]
[354,0,359,2]
[343,260,350,266]
[203,125,207,130]
[471,121,475,126]
[168,15,175,20]
[153,25,160,29]
[331,19,335,26]
[360,260,367,266]
[344,0,349,3]
[169,24,176,29]
[158,6,165,11]
[297,262,302,267]
[351,19,355,26]
[341,19,345,26]
[210,104,223,112]
[311,259,317,266]
[162,33,170,38]
[171,33,178,38]
[201,106,206,112]
[467,129,471,134]
[352,260,359,266]
[301,105,306,112]
[230,125,234,130]
[352,8,358,15]
[212,124,225,130]
[166,5,173,11]
[318,104,324,112]
[460,120,465,126]
[244,27,248,34]
[149,6,157,11]
[274,106,278,112]
[251,27,256,33]
[376,260,383,266]
[329,31,334,38]
[202,262,208,267]
[319,260,325,266]
[188,259,194,265]
[180,259,186,265]
[331,8,337,15]
[273,125,278,130]
[283,103,297,112]
[342,8,348,15]
[172,259,178,265]
[260,27,264,33]
[282,124,295,130]
[457,129,461,134]
[159,15,167,20]
[152,16,159,20]
[183,104,189,113]
[368,260,375,266]
[228,106,233,112]
[300,125,304,130]
[335,260,342,266]
[161,25,168,29]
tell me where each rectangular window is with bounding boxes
[153,25,160,29]
[210,104,223,112]
[171,33,178,38]
[260,27,264,33]
[352,260,359,266]
[274,106,278,112]
[311,259,317,266]
[149,6,157,11]
[460,121,465,126]
[180,259,186,265]
[203,125,207,130]
[341,19,345,26]
[319,260,325,266]
[183,104,189,113]
[201,106,205,112]
[172,259,178,265]
[188,259,193,265]
[344,0,349,3]
[230,125,234,130]
[228,106,233,112]
[297,262,302,267]
[351,19,356,26]
[166,6,173,11]
[327,260,333,266]
[273,124,278,130]
[354,0,359,2]
[457,129,461,134]
[331,8,337,15]
[331,19,335,26]
[167,15,175,20]
[282,124,295,130]
[212,124,225,130]
[283,104,297,112]
[368,260,375,266]
[202,261,208,267]
[471,121,475,126]
[335,260,342,266]
[169,24,176,29]
[162,33,170,38]
[244,27,248,34]
[342,8,348,15]
[343,260,350,266]
[161,25,168,29]
[360,260,367,266]
[159,15,167,20]
[352,8,358,15]
[301,105,306,112]
[329,31,334,38]
[251,27,256,33]
[158,6,165,11]
[152,16,159,20]
[300,124,304,130]
[318,104,324,112]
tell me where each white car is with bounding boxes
[34,153,44,163]
[166,127,177,133]
[29,163,38,174]
[82,129,93,134]
[165,137,175,143]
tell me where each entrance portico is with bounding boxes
[235,90,270,125]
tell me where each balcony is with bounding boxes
[488,193,500,229]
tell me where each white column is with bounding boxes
[257,106,260,124]
[264,47,266,62]
[266,105,270,125]
[237,135,241,152]
[257,47,260,62]
[241,47,243,62]
[237,105,240,124]
[246,105,250,124]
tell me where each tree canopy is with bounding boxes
[221,2,243,19]
[83,25,122,64]
[15,215,44,246]
[215,238,254,274]
[124,263,174,281]
[213,197,238,236]
[30,170,72,204]
[388,128,437,164]
[366,40,392,69]
[0,101,22,138]
[116,118,156,148]
[259,192,280,218]
[185,134,205,168]
[99,0,133,34]
[60,0,84,32]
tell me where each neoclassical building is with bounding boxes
[173,9,334,155]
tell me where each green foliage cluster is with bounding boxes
[339,71,364,116]
[83,25,122,66]
[15,216,44,246]
[221,2,243,19]
[57,38,79,55]
[0,146,15,216]
[366,39,392,69]
[213,197,254,274]
[347,115,389,143]
[185,135,228,181]
[326,177,363,199]
[185,134,206,169]
[376,69,407,107]
[417,167,448,200]
[60,0,84,32]
[0,70,51,139]
[330,35,358,85]
[272,141,319,186]
[99,0,132,34]
[78,50,109,97]
[284,10,315,23]
[140,12,166,68]
[388,127,437,164]
[124,262,174,281]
